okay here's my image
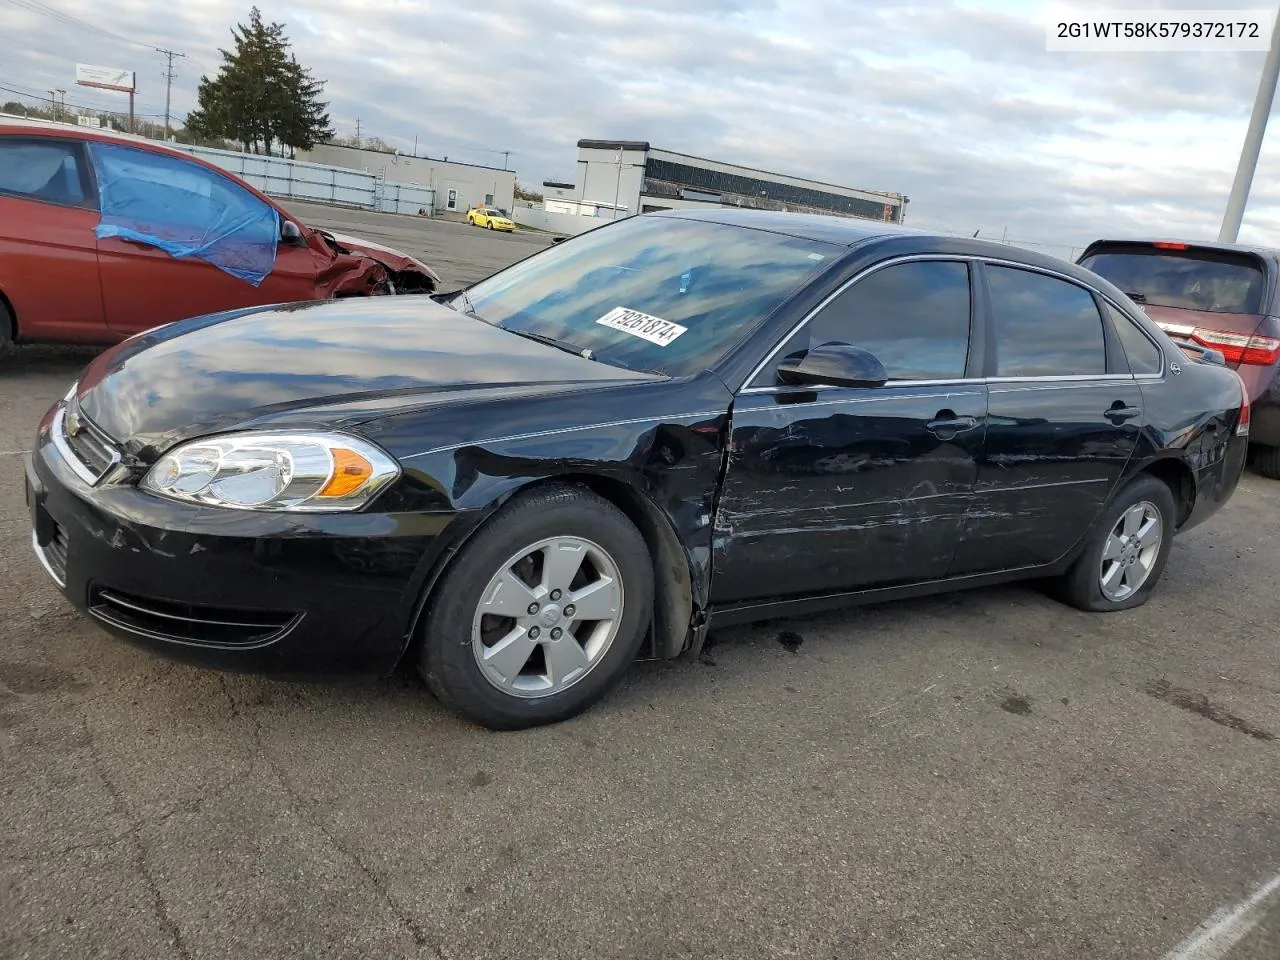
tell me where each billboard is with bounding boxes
[75,64,135,93]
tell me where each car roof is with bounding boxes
[652,207,1112,284]
[0,114,163,148]
[654,207,921,246]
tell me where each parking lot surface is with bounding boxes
[3,206,1280,960]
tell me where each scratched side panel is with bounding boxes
[710,384,987,604]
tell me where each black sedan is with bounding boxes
[26,209,1249,729]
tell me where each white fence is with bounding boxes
[511,200,617,237]
[169,143,435,216]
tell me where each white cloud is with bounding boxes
[3,0,1278,259]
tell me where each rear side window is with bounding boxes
[796,260,972,381]
[1106,303,1163,375]
[0,139,87,206]
[987,265,1107,377]
[1080,247,1265,315]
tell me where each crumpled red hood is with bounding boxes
[323,230,441,285]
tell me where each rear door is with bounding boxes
[86,141,324,336]
[712,258,987,603]
[0,136,106,341]
[948,263,1142,575]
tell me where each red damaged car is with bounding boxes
[0,119,440,355]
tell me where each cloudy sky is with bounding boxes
[4,0,1279,257]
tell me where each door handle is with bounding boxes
[926,413,978,437]
[1105,403,1141,424]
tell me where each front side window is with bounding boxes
[765,260,972,383]
[0,139,87,206]
[460,216,838,377]
[987,265,1107,377]
[87,142,281,285]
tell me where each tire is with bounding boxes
[0,299,13,359]
[488,221,494,230]
[1254,444,1280,480]
[417,484,654,730]
[1055,474,1177,612]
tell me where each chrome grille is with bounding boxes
[53,401,121,485]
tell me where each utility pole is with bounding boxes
[156,47,185,141]
[501,150,510,170]
[413,134,418,157]
[48,90,57,121]
[354,118,361,148]
[1220,12,1280,242]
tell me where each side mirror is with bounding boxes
[776,342,888,389]
[281,220,304,243]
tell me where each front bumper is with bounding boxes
[25,403,449,677]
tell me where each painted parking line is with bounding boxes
[1161,869,1280,960]
[0,449,31,456]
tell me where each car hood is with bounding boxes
[74,297,659,457]
[322,230,441,284]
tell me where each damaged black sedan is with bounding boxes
[27,209,1249,729]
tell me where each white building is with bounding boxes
[544,139,907,223]
[297,143,517,216]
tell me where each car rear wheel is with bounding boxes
[1055,474,1176,612]
[417,484,653,730]
[1253,444,1280,480]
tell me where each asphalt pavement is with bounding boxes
[3,207,1280,960]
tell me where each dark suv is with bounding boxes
[1078,239,1280,477]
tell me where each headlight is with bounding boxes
[139,431,400,512]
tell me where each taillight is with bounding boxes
[1153,241,1189,250]
[1185,327,1280,366]
[1237,373,1251,436]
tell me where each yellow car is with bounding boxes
[467,206,516,232]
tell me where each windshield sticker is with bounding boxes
[596,307,688,347]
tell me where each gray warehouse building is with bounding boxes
[540,139,907,223]
[297,143,516,216]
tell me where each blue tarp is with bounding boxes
[89,142,280,286]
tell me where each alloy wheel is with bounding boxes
[1099,500,1163,601]
[471,536,624,698]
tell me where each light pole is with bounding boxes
[1220,10,1280,242]
[612,149,623,220]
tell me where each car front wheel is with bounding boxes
[417,485,654,729]
[1055,473,1176,612]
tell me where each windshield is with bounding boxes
[1081,247,1266,315]
[459,215,838,377]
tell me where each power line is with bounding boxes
[2,0,151,49]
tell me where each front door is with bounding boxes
[85,141,321,336]
[447,189,458,211]
[711,259,987,604]
[0,137,106,342]
[949,263,1142,574]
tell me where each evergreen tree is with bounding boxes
[186,7,333,155]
